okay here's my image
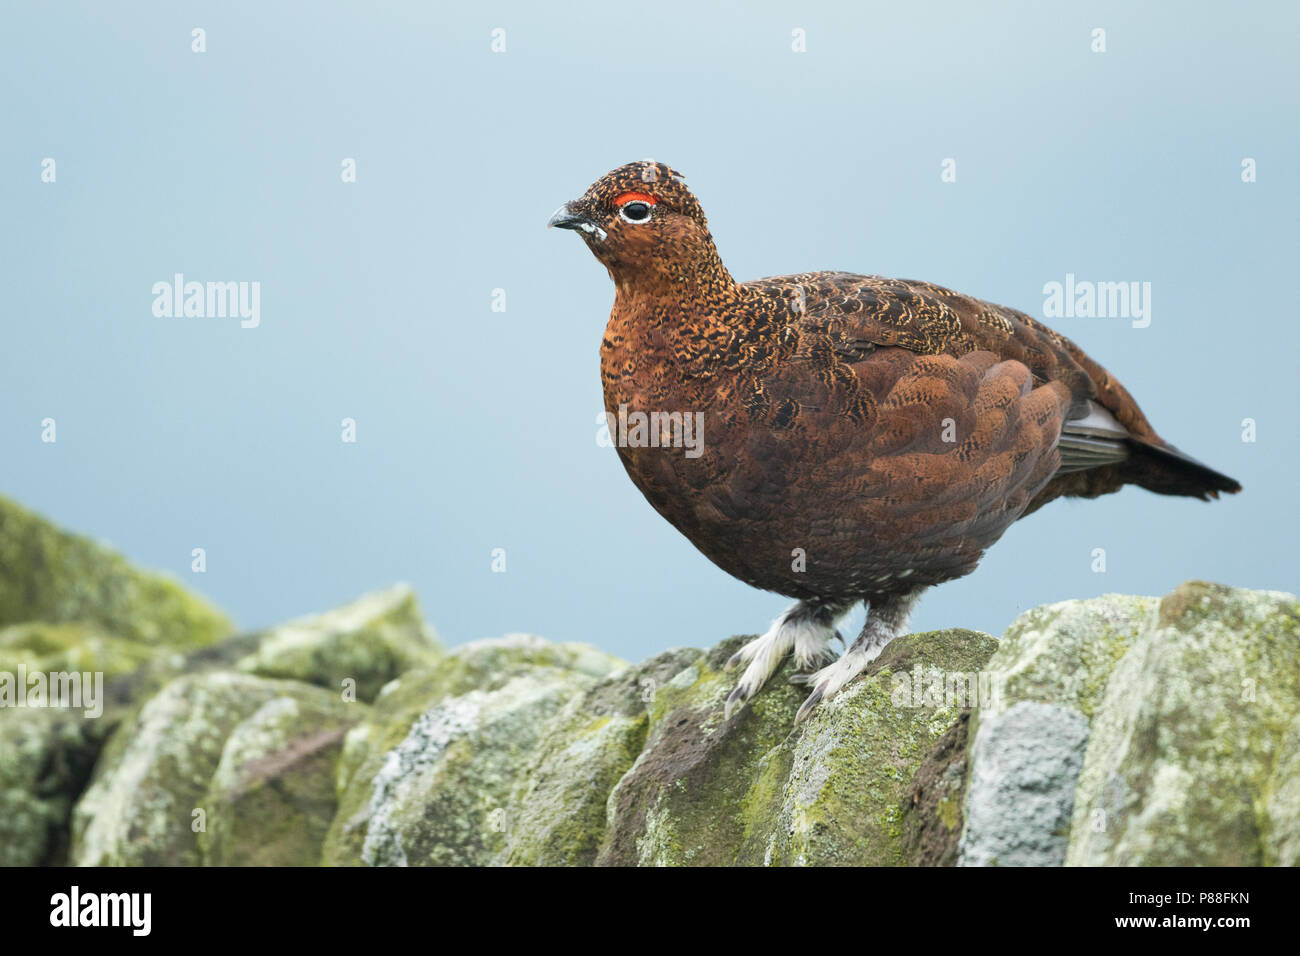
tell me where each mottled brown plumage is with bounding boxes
[549,161,1240,721]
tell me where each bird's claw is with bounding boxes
[791,645,880,723]
[795,682,828,723]
[722,607,842,719]
[724,682,752,720]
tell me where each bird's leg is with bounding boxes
[794,588,926,723]
[724,599,851,719]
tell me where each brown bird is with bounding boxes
[549,161,1240,723]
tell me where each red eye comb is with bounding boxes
[613,191,658,206]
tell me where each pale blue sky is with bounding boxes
[2,1,1296,661]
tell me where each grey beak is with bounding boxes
[547,202,590,231]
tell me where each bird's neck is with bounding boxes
[611,247,740,320]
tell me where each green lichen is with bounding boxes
[349,672,587,866]
[936,794,961,831]
[0,495,231,649]
[0,617,233,866]
[33,555,1290,868]
[599,628,998,867]
[200,688,364,866]
[976,593,1155,731]
[71,672,337,865]
[321,636,624,866]
[500,702,649,866]
[1066,583,1300,866]
[0,622,160,681]
[0,707,98,866]
[235,584,442,703]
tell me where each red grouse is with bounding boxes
[549,161,1240,723]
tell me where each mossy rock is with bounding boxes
[0,622,160,683]
[956,593,1155,867]
[0,495,231,649]
[235,584,442,703]
[322,634,625,866]
[0,707,100,866]
[319,628,998,867]
[71,672,356,866]
[958,582,1300,867]
[1066,582,1300,865]
[200,690,362,866]
[901,711,973,866]
[597,628,999,866]
[0,620,205,866]
[500,647,701,865]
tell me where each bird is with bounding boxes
[548,160,1241,724]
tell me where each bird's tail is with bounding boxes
[1123,437,1242,500]
[1055,400,1241,500]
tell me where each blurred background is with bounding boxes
[2,0,1295,661]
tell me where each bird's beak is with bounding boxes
[547,202,588,230]
[547,201,606,240]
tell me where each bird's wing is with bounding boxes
[749,271,1116,424]
[745,271,1239,499]
[732,342,1076,579]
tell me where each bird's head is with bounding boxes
[548,161,731,292]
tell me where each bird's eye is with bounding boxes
[619,202,652,223]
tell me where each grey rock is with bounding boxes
[958,701,1089,866]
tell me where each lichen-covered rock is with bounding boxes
[314,626,999,867]
[598,628,999,866]
[977,592,1156,720]
[235,584,442,703]
[8,539,1287,869]
[0,500,237,864]
[0,502,239,868]
[329,633,626,802]
[0,495,231,648]
[0,620,209,866]
[500,647,700,865]
[200,690,361,866]
[0,707,99,866]
[958,702,1089,866]
[363,632,625,714]
[98,585,438,725]
[322,634,626,866]
[358,673,581,866]
[71,672,357,866]
[901,711,972,866]
[958,582,1300,867]
[0,622,160,683]
[954,593,1156,867]
[1065,582,1300,866]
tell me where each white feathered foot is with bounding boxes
[793,588,925,723]
[723,600,850,719]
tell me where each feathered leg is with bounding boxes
[794,588,926,723]
[724,599,851,719]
